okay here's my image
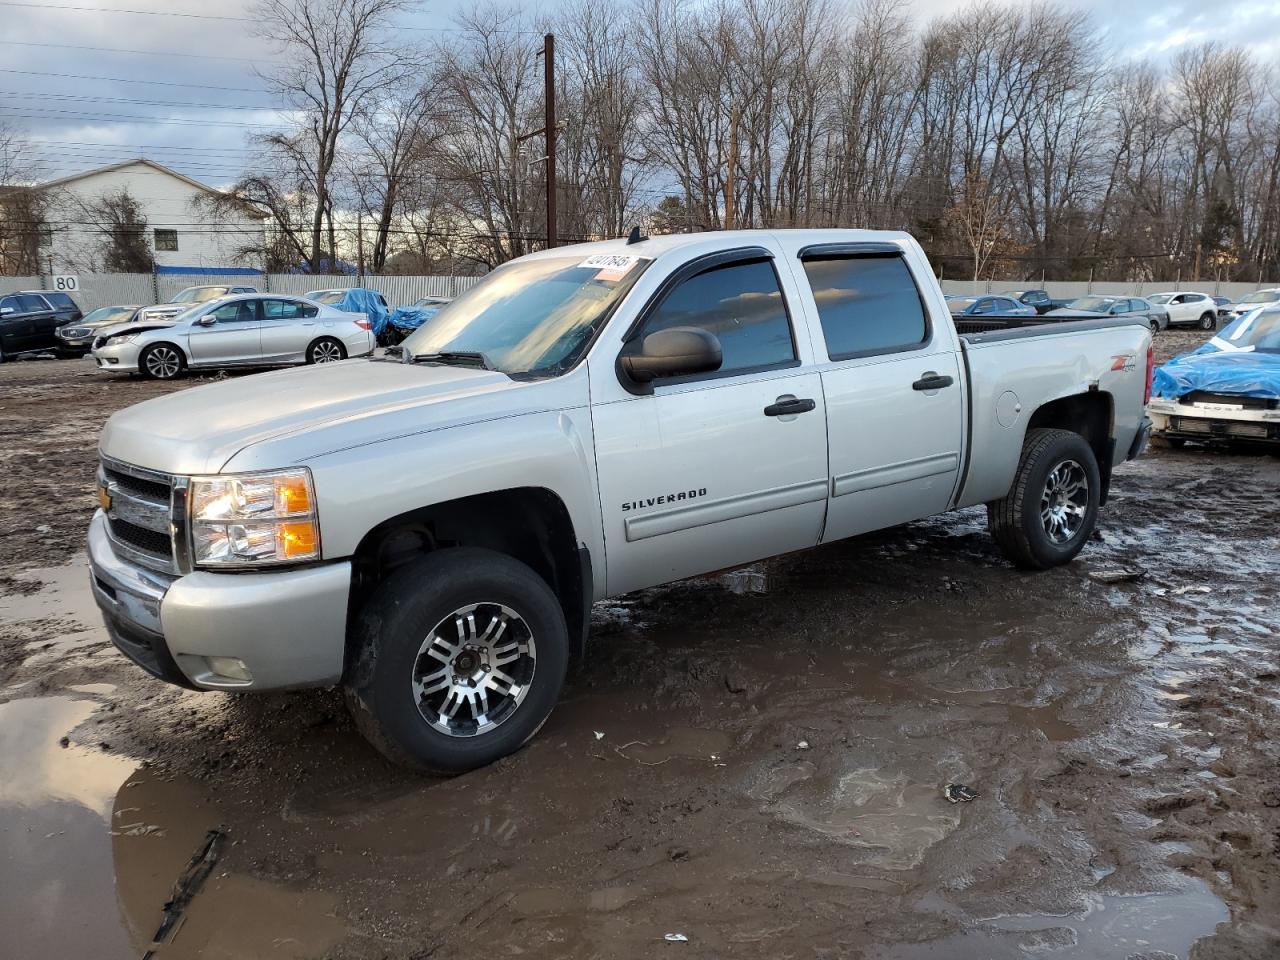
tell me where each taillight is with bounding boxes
[354,318,371,331]
[1144,341,1155,404]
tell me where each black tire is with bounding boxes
[344,548,569,772]
[306,337,346,364]
[139,342,185,380]
[1149,317,1161,333]
[1198,312,1216,330]
[987,427,1101,570]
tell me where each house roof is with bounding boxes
[38,158,269,219]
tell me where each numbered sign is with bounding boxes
[51,275,79,292]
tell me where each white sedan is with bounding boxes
[1146,291,1219,329]
[91,294,375,380]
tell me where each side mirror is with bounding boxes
[195,314,217,326]
[620,326,722,384]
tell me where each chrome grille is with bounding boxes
[100,456,178,574]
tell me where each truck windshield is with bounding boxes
[1218,308,1280,352]
[1239,290,1280,304]
[401,255,650,376]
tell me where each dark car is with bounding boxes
[1046,295,1170,331]
[1003,289,1067,314]
[947,295,1037,318]
[16,289,83,326]
[55,304,143,356]
[0,292,65,360]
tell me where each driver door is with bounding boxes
[187,299,262,365]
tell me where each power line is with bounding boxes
[1,92,283,113]
[0,39,259,62]
[0,67,271,94]
[0,109,281,129]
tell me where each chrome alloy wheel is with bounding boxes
[1040,459,1089,543]
[411,603,536,737]
[313,340,343,363]
[144,345,181,378]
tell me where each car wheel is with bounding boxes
[344,548,569,772]
[306,337,346,364]
[987,427,1101,570]
[139,343,185,380]
[1149,317,1160,333]
[1198,312,1216,330]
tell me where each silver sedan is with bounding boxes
[91,294,376,379]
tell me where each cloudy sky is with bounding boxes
[2,0,1277,189]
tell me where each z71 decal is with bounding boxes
[621,488,707,512]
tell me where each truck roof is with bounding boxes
[521,228,918,262]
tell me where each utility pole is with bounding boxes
[724,104,738,230]
[543,33,557,249]
[356,209,365,283]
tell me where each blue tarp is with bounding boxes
[387,304,443,333]
[332,288,390,336]
[1152,350,1280,400]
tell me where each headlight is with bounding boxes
[106,333,137,345]
[188,468,320,567]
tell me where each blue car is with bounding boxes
[946,295,1037,318]
[1146,306,1280,448]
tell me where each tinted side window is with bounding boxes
[263,299,304,320]
[641,259,795,376]
[45,292,75,309]
[0,296,18,313]
[802,255,928,359]
[210,302,257,322]
[17,294,48,312]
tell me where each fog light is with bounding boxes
[205,656,252,682]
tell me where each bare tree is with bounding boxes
[255,0,417,272]
[80,188,154,273]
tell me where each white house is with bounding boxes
[37,158,267,273]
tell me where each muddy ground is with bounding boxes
[1,332,1277,960]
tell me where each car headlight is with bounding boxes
[106,333,138,345]
[188,468,320,567]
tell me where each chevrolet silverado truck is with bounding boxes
[89,230,1154,771]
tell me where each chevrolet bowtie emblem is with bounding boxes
[97,484,112,512]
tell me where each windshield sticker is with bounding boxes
[580,253,645,282]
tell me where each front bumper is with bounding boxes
[1147,400,1280,444]
[92,339,144,373]
[88,510,352,690]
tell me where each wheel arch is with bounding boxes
[139,339,187,375]
[1024,390,1115,502]
[346,486,591,669]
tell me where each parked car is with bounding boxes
[303,288,352,305]
[1047,296,1170,331]
[1146,292,1218,329]
[91,294,374,379]
[946,295,1036,318]
[1212,296,1231,307]
[139,284,259,322]
[1002,289,1069,314]
[1217,288,1280,324]
[55,304,144,356]
[14,289,83,326]
[0,291,62,360]
[384,295,453,343]
[87,228,1153,771]
[1147,305,1280,447]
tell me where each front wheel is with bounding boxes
[987,427,1101,570]
[139,343,185,380]
[345,548,569,772]
[1198,313,1216,330]
[306,337,346,364]
[1149,317,1161,333]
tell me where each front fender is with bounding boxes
[303,408,606,599]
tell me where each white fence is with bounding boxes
[939,278,1279,300]
[0,272,482,313]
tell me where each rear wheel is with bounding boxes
[345,548,569,772]
[988,428,1101,570]
[139,343,185,380]
[306,337,346,364]
[1149,317,1161,333]
[1198,312,1216,330]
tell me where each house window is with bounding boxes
[38,225,53,247]
[154,229,179,251]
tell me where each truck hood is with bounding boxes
[99,358,569,475]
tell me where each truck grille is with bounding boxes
[100,456,178,573]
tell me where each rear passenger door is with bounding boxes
[259,297,318,362]
[18,294,58,351]
[788,243,965,541]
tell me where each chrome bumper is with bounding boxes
[88,510,353,690]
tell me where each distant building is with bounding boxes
[36,158,267,273]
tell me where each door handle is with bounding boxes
[912,372,954,391]
[764,396,816,417]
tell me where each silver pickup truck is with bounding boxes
[89,230,1153,771]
